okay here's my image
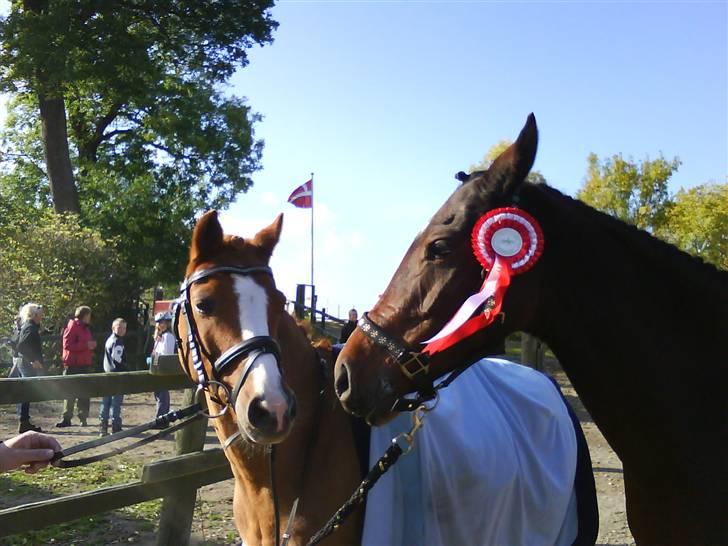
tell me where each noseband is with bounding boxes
[172,265,282,410]
[357,312,436,403]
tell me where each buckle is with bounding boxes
[399,353,430,379]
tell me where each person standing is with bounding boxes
[99,318,128,436]
[8,306,23,378]
[151,312,175,426]
[14,303,46,433]
[56,306,97,428]
[339,308,358,344]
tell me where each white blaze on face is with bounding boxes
[232,276,288,429]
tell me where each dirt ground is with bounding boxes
[0,362,635,546]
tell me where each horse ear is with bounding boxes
[485,113,538,197]
[190,210,224,262]
[254,213,284,256]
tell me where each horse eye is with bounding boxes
[195,298,216,315]
[426,239,452,260]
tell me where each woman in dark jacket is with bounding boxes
[14,303,45,433]
[339,308,358,344]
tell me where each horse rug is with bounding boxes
[362,358,580,546]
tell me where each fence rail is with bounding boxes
[0,448,232,538]
[0,370,193,404]
[0,358,224,546]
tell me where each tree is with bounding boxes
[0,0,277,285]
[577,153,681,232]
[0,209,131,335]
[660,183,728,270]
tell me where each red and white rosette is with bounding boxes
[471,207,544,274]
[423,208,544,355]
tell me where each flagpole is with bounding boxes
[310,172,314,289]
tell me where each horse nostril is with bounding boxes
[247,396,275,432]
[335,361,351,399]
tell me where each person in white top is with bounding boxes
[151,312,176,424]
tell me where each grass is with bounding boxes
[0,461,162,545]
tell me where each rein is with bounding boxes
[216,345,330,546]
[49,403,204,468]
[176,263,336,546]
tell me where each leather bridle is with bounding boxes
[357,312,436,405]
[172,265,283,411]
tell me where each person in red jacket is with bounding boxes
[56,306,97,428]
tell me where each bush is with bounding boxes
[0,209,136,336]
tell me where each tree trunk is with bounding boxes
[38,93,80,214]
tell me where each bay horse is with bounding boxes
[176,211,592,545]
[334,115,728,545]
[175,211,364,545]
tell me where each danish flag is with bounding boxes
[287,179,313,208]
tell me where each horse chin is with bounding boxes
[363,388,399,427]
[241,425,292,446]
[365,407,398,427]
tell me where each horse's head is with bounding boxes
[177,211,296,444]
[335,114,545,424]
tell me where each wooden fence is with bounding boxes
[0,357,233,545]
[287,301,346,340]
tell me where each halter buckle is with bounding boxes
[399,352,430,379]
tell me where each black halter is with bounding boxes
[172,265,282,409]
[357,312,436,402]
[357,312,483,412]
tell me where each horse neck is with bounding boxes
[223,314,363,545]
[524,185,728,467]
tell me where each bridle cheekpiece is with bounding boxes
[172,265,282,412]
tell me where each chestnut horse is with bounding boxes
[176,211,364,545]
[334,115,728,545]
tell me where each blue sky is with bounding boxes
[1,1,725,318]
[219,0,727,317]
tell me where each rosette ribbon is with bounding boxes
[422,207,544,356]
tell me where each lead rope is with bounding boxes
[270,445,281,546]
[305,405,430,546]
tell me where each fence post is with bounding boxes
[294,284,306,318]
[156,389,208,546]
[521,333,545,372]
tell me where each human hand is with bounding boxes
[88,340,97,350]
[0,431,62,473]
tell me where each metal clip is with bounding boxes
[392,404,430,455]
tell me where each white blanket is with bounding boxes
[362,358,578,546]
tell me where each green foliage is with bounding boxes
[659,183,728,270]
[0,209,132,334]
[576,152,726,270]
[577,153,681,232]
[0,0,277,286]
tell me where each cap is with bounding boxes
[154,311,172,323]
